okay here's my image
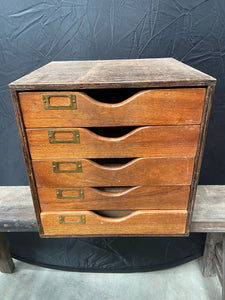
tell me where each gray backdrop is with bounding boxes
[0,0,225,185]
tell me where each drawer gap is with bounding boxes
[81,88,144,103]
[91,158,136,167]
[94,186,134,193]
[92,210,135,218]
[88,126,137,138]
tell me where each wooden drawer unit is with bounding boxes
[33,157,194,187]
[9,58,216,237]
[26,126,200,159]
[38,186,190,211]
[40,210,187,236]
[19,88,205,127]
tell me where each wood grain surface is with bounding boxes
[33,157,194,187]
[41,210,187,236]
[19,88,205,127]
[27,126,200,159]
[38,185,190,211]
[9,58,215,90]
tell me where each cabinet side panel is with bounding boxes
[10,88,43,234]
[186,84,216,233]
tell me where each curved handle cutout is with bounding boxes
[91,158,134,168]
[93,186,138,197]
[87,127,137,138]
[82,126,149,141]
[78,89,148,105]
[92,210,135,219]
[87,157,141,171]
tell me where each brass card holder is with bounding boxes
[59,215,86,225]
[43,94,77,110]
[56,188,84,199]
[52,161,82,173]
[48,130,80,143]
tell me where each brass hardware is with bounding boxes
[56,188,84,199]
[59,215,86,224]
[48,130,80,143]
[42,94,77,110]
[52,161,82,173]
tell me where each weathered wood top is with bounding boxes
[0,185,224,232]
[9,58,216,90]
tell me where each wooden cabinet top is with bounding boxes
[9,58,216,90]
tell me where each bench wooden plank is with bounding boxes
[0,186,37,232]
[0,185,225,232]
[191,185,225,232]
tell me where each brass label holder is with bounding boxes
[56,188,84,199]
[42,94,77,110]
[48,130,80,143]
[52,161,82,173]
[59,215,86,225]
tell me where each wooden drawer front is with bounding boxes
[33,157,194,187]
[27,126,200,159]
[41,210,187,236]
[19,88,205,128]
[38,185,190,211]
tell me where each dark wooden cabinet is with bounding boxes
[9,58,216,237]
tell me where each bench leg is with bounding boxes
[0,233,15,273]
[202,233,222,277]
[222,233,225,300]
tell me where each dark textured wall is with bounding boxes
[1,0,225,185]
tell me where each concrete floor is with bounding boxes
[0,258,221,300]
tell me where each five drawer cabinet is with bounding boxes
[9,58,216,237]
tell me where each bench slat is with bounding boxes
[0,186,37,232]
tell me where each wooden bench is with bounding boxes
[1,186,225,298]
